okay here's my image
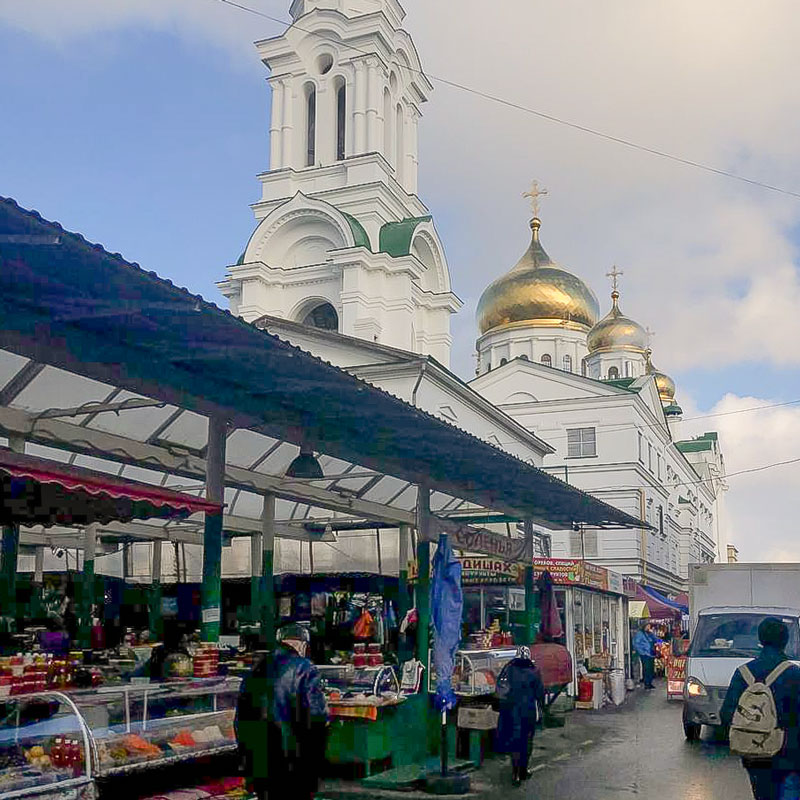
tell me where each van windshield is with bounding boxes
[690,613,800,659]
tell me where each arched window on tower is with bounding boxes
[395,104,404,180]
[541,354,552,367]
[563,355,573,373]
[335,79,346,161]
[302,302,338,331]
[305,84,317,167]
[608,366,620,379]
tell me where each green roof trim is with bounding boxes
[675,440,713,453]
[602,378,639,391]
[236,250,247,266]
[341,212,371,251]
[378,215,432,257]
[664,402,683,416]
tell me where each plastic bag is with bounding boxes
[353,609,374,639]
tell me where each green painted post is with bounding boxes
[79,524,97,648]
[260,493,276,649]
[1,525,19,621]
[524,519,537,644]
[148,540,163,641]
[415,487,432,759]
[250,532,262,626]
[200,416,227,642]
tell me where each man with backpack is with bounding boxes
[721,617,800,800]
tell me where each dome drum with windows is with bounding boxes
[476,217,600,335]
[587,290,647,355]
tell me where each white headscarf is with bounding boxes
[516,645,532,661]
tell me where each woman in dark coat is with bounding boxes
[497,646,545,786]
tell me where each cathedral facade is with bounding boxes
[218,0,724,592]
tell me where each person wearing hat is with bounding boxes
[497,646,545,786]
[235,624,329,800]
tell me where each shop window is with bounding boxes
[567,427,596,458]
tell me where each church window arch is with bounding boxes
[519,354,529,361]
[334,77,346,161]
[304,83,317,167]
[383,88,392,162]
[608,366,620,379]
[316,53,334,75]
[301,302,338,331]
[395,104,404,180]
[500,357,508,366]
[563,355,573,373]
[541,354,552,367]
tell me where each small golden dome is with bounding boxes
[645,349,676,403]
[476,218,600,335]
[587,291,647,354]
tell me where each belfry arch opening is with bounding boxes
[301,302,338,331]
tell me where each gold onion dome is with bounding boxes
[587,291,648,354]
[476,218,600,335]
[645,349,676,403]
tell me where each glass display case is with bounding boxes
[0,691,94,800]
[0,678,241,798]
[74,678,240,777]
[316,665,399,699]
[429,648,517,696]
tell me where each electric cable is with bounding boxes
[211,0,800,200]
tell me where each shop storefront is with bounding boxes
[532,559,628,695]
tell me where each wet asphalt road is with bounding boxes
[512,683,752,800]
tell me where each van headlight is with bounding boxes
[686,678,708,698]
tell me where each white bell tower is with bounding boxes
[218,0,461,366]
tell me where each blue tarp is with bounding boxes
[430,534,463,712]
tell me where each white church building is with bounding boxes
[217,0,725,593]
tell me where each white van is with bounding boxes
[683,606,800,740]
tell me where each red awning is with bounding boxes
[0,447,221,527]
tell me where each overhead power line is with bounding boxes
[212,0,800,201]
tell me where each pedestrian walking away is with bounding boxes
[496,645,545,787]
[721,617,800,800]
[235,624,329,800]
[633,622,658,689]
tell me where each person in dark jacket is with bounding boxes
[235,624,329,800]
[497,645,545,786]
[721,617,800,800]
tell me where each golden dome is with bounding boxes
[587,291,647,354]
[645,350,676,403]
[476,218,600,335]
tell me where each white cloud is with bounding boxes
[683,394,800,562]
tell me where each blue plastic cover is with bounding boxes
[430,533,463,711]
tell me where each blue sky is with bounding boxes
[3,1,800,559]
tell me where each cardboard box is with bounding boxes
[457,706,499,731]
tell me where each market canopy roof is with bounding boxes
[0,197,647,546]
[634,584,683,621]
[0,446,221,527]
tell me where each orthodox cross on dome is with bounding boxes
[606,265,623,293]
[523,180,548,218]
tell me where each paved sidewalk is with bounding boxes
[318,689,645,799]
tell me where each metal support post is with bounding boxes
[260,493,276,649]
[149,540,163,641]
[1,435,24,622]
[524,519,536,645]
[250,531,262,625]
[200,415,227,642]
[79,523,98,648]
[415,486,432,748]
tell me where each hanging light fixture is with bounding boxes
[286,444,324,479]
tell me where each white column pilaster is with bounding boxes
[366,59,380,152]
[354,60,367,154]
[269,79,284,170]
[406,107,419,194]
[281,79,294,168]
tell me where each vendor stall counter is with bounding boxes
[0,678,241,800]
[428,648,517,697]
